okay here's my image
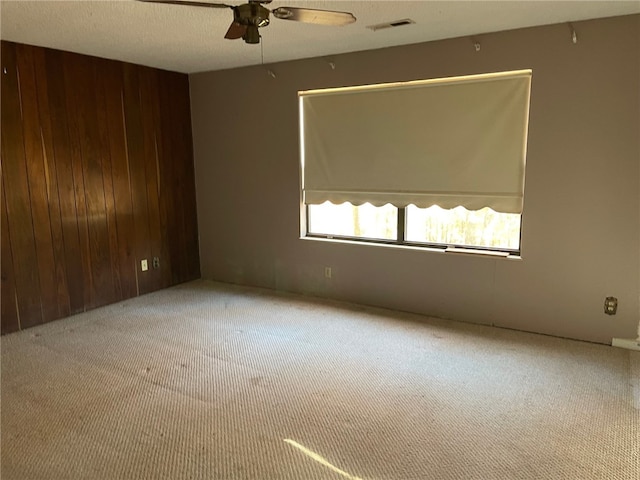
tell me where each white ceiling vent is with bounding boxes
[366,19,416,32]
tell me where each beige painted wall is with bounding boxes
[190,15,639,344]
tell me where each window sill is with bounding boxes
[300,236,522,260]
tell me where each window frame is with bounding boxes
[304,204,522,256]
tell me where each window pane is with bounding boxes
[308,202,397,240]
[406,205,521,250]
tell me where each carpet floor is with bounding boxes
[1,280,639,479]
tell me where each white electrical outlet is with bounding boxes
[604,296,617,315]
[324,267,332,279]
[141,259,148,272]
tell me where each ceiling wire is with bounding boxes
[262,33,276,78]
[260,34,264,65]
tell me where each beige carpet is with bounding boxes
[1,280,638,479]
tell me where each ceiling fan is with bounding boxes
[137,0,357,44]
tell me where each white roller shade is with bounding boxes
[300,70,532,214]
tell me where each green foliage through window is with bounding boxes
[307,202,520,253]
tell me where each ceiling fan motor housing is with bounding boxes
[234,3,270,28]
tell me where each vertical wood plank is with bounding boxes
[138,66,164,292]
[144,68,173,290]
[171,72,189,284]
[155,71,176,287]
[1,173,20,334]
[32,46,71,319]
[92,57,122,304]
[15,43,60,323]
[122,63,152,295]
[62,52,99,309]
[43,48,85,315]
[1,41,43,328]
[160,71,200,284]
[93,57,122,302]
[100,60,138,300]
[158,72,185,285]
[173,73,200,281]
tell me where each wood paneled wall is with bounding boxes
[1,41,200,334]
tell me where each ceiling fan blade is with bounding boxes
[136,0,233,9]
[225,21,247,39]
[271,7,356,26]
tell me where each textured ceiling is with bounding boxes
[2,1,639,73]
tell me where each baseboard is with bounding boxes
[612,337,640,351]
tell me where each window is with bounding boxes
[308,202,397,241]
[306,202,520,253]
[299,70,532,255]
[405,205,521,250]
